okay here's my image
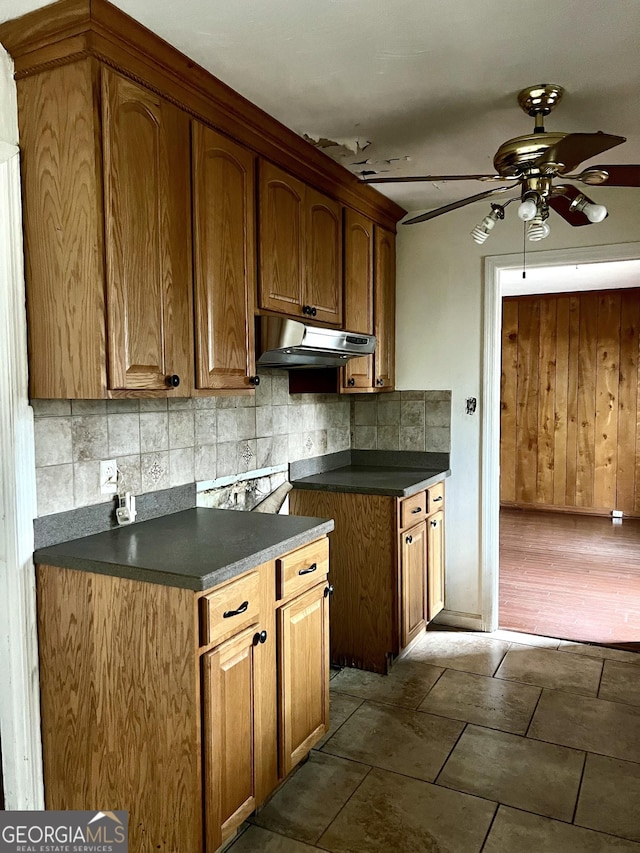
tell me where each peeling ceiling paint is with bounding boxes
[2,0,639,216]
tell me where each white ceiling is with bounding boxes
[2,0,640,214]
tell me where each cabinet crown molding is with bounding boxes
[0,0,406,230]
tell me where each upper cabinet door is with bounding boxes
[192,122,256,391]
[343,209,374,335]
[342,209,374,391]
[102,68,193,392]
[258,161,305,317]
[374,227,396,391]
[305,188,342,325]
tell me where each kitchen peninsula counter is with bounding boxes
[34,506,333,590]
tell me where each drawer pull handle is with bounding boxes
[411,507,422,514]
[432,496,443,502]
[298,562,317,576]
[430,519,438,527]
[223,600,249,618]
[253,630,268,646]
[324,584,334,598]
[405,535,413,544]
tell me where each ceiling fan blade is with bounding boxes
[573,164,640,187]
[547,185,592,226]
[534,132,625,173]
[402,184,519,225]
[361,174,509,184]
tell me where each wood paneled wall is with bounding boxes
[500,288,640,516]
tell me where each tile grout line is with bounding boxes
[432,721,468,787]
[310,760,374,849]
[570,750,588,825]
[595,656,606,698]
[478,802,501,853]
[523,685,545,738]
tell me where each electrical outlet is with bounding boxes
[100,459,118,495]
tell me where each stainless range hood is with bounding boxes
[257,317,376,368]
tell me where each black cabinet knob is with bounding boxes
[405,535,413,544]
[324,584,334,598]
[252,629,268,646]
[430,519,438,528]
[311,306,317,317]
[302,304,312,315]
[347,378,355,387]
[249,375,260,386]
[165,374,180,388]
[376,378,384,387]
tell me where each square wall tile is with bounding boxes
[140,451,169,492]
[353,425,376,450]
[36,464,74,516]
[71,415,108,462]
[399,426,425,451]
[31,400,71,417]
[35,417,73,466]
[140,412,169,453]
[106,399,139,414]
[108,413,140,457]
[168,410,195,449]
[194,444,217,482]
[73,461,111,508]
[169,447,195,487]
[377,425,400,450]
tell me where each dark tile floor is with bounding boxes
[227,629,640,852]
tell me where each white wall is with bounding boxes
[396,188,640,626]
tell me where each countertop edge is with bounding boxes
[35,517,335,592]
[291,468,451,498]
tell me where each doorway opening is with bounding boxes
[481,244,640,649]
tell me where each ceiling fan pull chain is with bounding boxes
[522,222,527,280]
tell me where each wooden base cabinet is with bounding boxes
[289,483,445,673]
[278,582,330,777]
[35,536,330,853]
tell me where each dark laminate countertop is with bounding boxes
[291,465,450,498]
[34,507,334,591]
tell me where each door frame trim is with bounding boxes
[481,241,640,631]
[0,46,44,808]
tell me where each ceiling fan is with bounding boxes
[361,84,640,242]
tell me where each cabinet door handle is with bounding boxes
[324,584,334,598]
[347,377,355,387]
[432,495,443,503]
[253,629,268,646]
[223,600,249,618]
[249,375,260,386]
[302,304,312,315]
[405,535,413,544]
[411,507,422,514]
[311,306,317,317]
[376,378,384,386]
[430,519,438,527]
[165,374,180,388]
[298,562,317,576]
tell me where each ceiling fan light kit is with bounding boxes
[363,83,639,241]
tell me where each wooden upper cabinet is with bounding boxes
[258,161,305,317]
[192,122,256,391]
[305,188,342,325]
[258,160,342,324]
[102,68,193,393]
[342,209,375,391]
[17,59,107,399]
[374,226,396,391]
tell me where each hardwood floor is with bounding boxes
[499,508,640,647]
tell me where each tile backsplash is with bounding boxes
[351,390,451,453]
[32,377,451,517]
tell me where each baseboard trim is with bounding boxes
[432,610,484,631]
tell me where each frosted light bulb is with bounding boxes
[527,215,551,241]
[470,210,499,244]
[518,198,538,221]
[582,201,607,223]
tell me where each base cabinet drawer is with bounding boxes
[277,537,329,602]
[200,570,260,647]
